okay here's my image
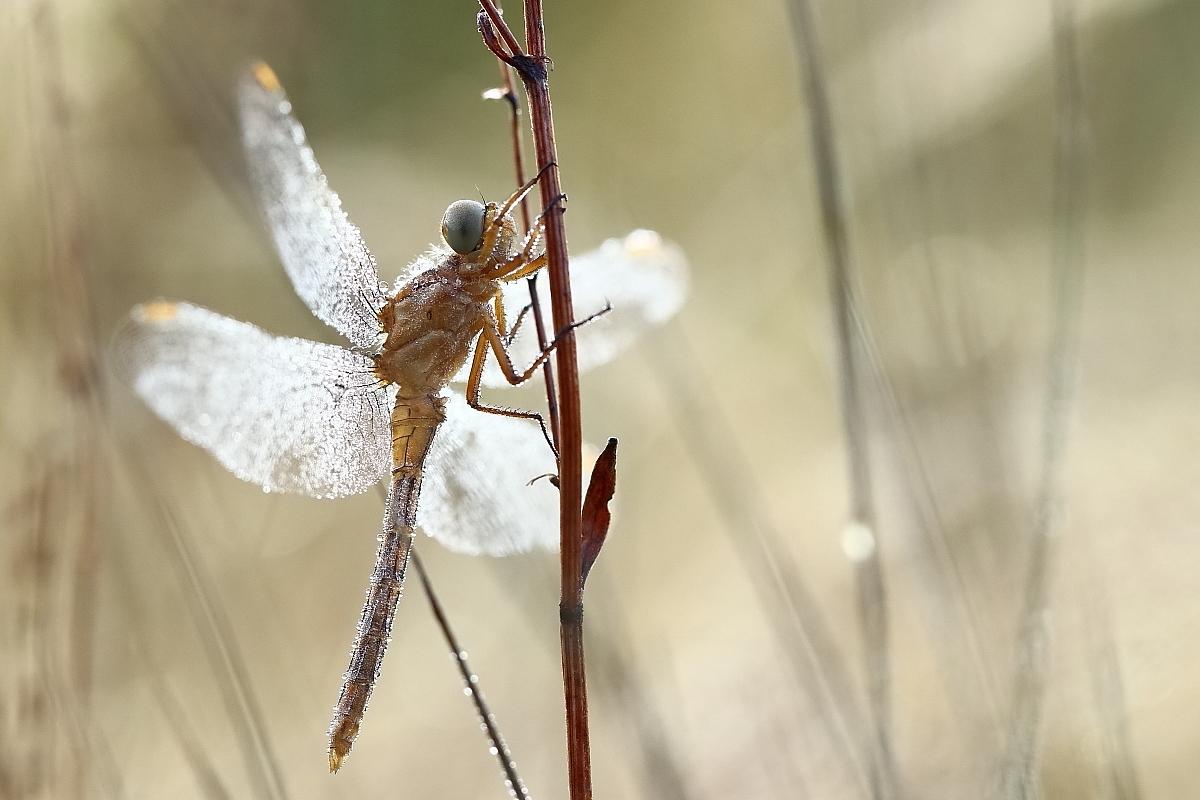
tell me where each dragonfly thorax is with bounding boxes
[375,265,499,398]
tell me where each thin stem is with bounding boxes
[411,550,531,800]
[479,5,591,799]
[645,327,873,795]
[783,0,896,797]
[491,41,561,447]
[495,56,532,232]
[1000,0,1087,795]
[479,0,526,61]
[134,457,289,800]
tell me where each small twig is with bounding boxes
[478,4,592,799]
[478,0,526,64]
[487,34,561,447]
[411,550,531,800]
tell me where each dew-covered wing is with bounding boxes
[113,302,393,499]
[419,392,559,556]
[470,230,689,386]
[239,63,386,350]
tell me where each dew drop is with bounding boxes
[841,521,876,562]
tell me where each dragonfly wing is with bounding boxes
[470,229,689,387]
[113,302,393,499]
[238,64,386,350]
[419,392,559,556]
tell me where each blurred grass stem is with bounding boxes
[1000,0,1088,796]
[646,327,872,796]
[412,550,532,800]
[130,454,290,800]
[783,0,897,797]
[13,0,109,794]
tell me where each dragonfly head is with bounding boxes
[441,200,487,255]
[441,199,518,271]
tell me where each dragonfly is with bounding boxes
[112,62,687,772]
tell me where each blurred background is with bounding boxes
[2,0,1200,798]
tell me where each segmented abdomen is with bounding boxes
[327,394,446,772]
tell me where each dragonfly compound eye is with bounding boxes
[441,200,487,255]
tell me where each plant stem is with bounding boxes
[412,550,531,800]
[491,42,561,447]
[477,3,591,798]
[783,0,896,797]
[520,10,590,800]
[1000,0,1087,795]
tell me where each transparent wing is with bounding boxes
[419,392,559,556]
[466,229,690,387]
[238,64,386,349]
[112,301,394,499]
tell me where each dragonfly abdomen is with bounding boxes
[328,394,446,772]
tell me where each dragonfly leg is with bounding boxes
[480,306,608,387]
[478,163,554,258]
[495,252,548,282]
[494,295,533,347]
[488,193,564,281]
[465,306,611,457]
[496,161,555,218]
[466,320,558,457]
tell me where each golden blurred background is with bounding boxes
[3,0,1200,798]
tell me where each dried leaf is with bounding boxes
[580,438,618,587]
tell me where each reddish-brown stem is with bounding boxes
[526,277,560,447]
[479,0,525,61]
[492,42,561,447]
[496,58,531,232]
[480,4,591,800]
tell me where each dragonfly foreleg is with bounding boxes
[489,193,565,281]
[478,163,555,260]
[494,253,548,283]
